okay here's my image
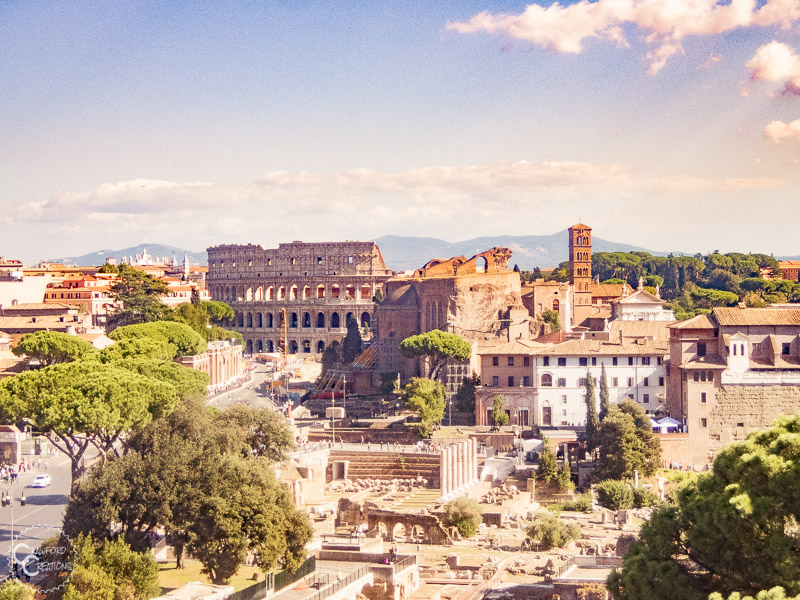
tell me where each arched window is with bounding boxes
[255,286,263,301]
[553,299,559,311]
[317,340,325,353]
[360,284,371,299]
[317,284,325,299]
[477,256,488,273]
[331,312,340,328]
[302,340,311,353]
[290,285,298,301]
[425,302,431,330]
[541,373,553,387]
[278,286,286,300]
[246,288,253,301]
[302,312,311,328]
[256,312,263,328]
[256,340,263,352]
[267,313,273,328]
[237,313,244,327]
[246,340,253,354]
[303,286,311,300]
[267,286,274,301]
[246,313,253,328]
[289,340,298,354]
[317,312,325,328]
[361,312,370,328]
[267,340,274,352]
[346,312,354,326]
[290,312,298,328]
[437,302,444,329]
[331,285,340,299]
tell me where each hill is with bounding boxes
[47,244,208,267]
[372,231,663,271]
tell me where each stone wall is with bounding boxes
[703,384,800,463]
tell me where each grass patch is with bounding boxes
[158,559,264,593]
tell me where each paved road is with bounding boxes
[209,362,282,411]
[0,452,73,578]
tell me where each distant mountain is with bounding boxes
[47,244,208,267]
[778,256,800,261]
[372,232,664,271]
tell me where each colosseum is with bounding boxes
[206,241,392,356]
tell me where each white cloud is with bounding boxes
[764,119,800,143]
[448,0,800,74]
[747,41,800,95]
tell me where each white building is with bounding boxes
[610,282,676,322]
[533,335,669,426]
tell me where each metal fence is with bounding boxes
[393,555,416,573]
[304,565,371,600]
[227,555,317,600]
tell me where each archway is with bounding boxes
[377,522,388,538]
[246,287,253,301]
[255,286,263,301]
[290,285,298,301]
[331,312,341,328]
[411,524,425,543]
[361,312,370,328]
[345,284,355,299]
[256,340,263,352]
[303,286,311,300]
[289,340,298,354]
[302,312,311,328]
[267,313,274,328]
[267,287,274,301]
[331,284,340,299]
[278,286,286,300]
[317,341,325,353]
[477,256,488,273]
[317,312,325,328]
[317,284,325,299]
[302,340,311,354]
[246,339,253,354]
[267,340,275,352]
[290,312,298,328]
[256,312,263,328]
[391,523,408,542]
[346,312,354,326]
[360,284,371,300]
[247,313,253,328]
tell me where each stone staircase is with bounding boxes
[328,450,441,487]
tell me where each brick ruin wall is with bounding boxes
[708,384,800,457]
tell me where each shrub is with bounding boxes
[633,487,660,508]
[596,480,634,510]
[444,496,483,539]
[527,511,580,550]
[561,493,593,513]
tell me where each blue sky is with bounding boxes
[2,0,800,263]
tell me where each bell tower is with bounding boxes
[568,222,592,288]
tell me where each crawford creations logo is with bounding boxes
[6,525,77,594]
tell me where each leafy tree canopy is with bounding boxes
[109,321,206,358]
[399,330,471,380]
[609,414,800,600]
[12,330,96,366]
[594,400,660,481]
[444,496,483,538]
[489,394,509,432]
[402,377,446,438]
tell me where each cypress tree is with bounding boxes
[585,369,600,450]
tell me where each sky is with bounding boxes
[2,0,800,264]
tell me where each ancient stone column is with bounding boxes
[457,442,465,491]
[450,444,458,492]
[468,438,476,483]
[440,447,448,497]
[445,446,453,495]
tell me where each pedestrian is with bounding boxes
[360,435,364,445]
[367,441,371,451]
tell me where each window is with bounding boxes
[579,357,588,367]
[644,377,649,386]
[492,357,499,366]
[733,345,737,356]
[541,374,553,387]
[557,377,567,387]
[642,357,651,366]
[612,357,618,366]
[523,376,531,387]
[612,377,619,386]
[508,376,515,387]
[561,395,568,404]
[707,371,714,382]
[627,377,633,386]
[492,376,499,387]
[508,357,514,366]
[701,392,707,403]
[558,357,567,367]
[783,343,791,355]
[317,257,323,264]
[737,422,744,428]
[701,418,707,428]
[628,356,634,366]
[697,343,706,357]
[592,357,597,366]
[657,357,663,365]
[347,256,354,264]
[578,378,587,387]
[693,372,700,382]
[701,371,707,382]
[659,376,664,386]
[643,393,650,403]
[523,356,530,367]
[543,357,550,367]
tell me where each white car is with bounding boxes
[31,474,51,488]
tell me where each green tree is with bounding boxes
[0,580,34,600]
[12,330,95,366]
[0,360,185,488]
[541,309,560,332]
[341,318,363,364]
[489,394,509,432]
[546,261,571,283]
[398,330,471,380]
[444,496,483,538]
[61,535,160,600]
[109,321,207,358]
[402,377,446,438]
[595,400,661,481]
[710,590,800,600]
[106,264,173,331]
[321,346,340,378]
[584,371,600,450]
[214,405,295,462]
[608,413,800,599]
[453,373,479,412]
[379,371,399,395]
[599,364,610,421]
[596,480,634,510]
[526,511,580,550]
[538,438,559,482]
